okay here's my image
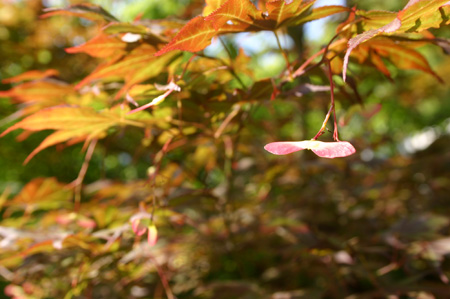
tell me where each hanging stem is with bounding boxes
[312,60,340,141]
[72,138,98,211]
[179,53,197,80]
[325,59,340,141]
[218,37,247,89]
[292,47,326,78]
[273,31,293,80]
[292,18,364,79]
[150,256,176,299]
[219,36,233,64]
[312,104,333,140]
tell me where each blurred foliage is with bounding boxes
[1,0,450,299]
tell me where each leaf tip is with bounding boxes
[147,224,158,247]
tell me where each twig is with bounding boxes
[150,256,176,299]
[312,60,340,141]
[197,53,247,90]
[219,36,234,64]
[214,105,241,139]
[325,60,340,141]
[273,31,293,80]
[312,104,333,140]
[72,138,98,211]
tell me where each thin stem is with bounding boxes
[214,104,241,139]
[292,37,345,79]
[292,16,364,80]
[148,136,173,220]
[218,37,247,90]
[312,104,333,140]
[325,60,340,141]
[177,98,183,136]
[150,256,176,299]
[219,36,233,64]
[72,138,98,211]
[312,60,340,141]
[273,31,293,80]
[292,47,326,78]
[197,53,247,89]
[179,53,197,80]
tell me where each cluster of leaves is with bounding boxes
[0,0,450,298]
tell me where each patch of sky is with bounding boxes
[304,0,347,41]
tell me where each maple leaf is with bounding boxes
[7,178,72,211]
[0,106,135,163]
[76,44,179,99]
[343,0,450,81]
[155,0,349,56]
[203,0,229,16]
[65,33,127,58]
[103,22,151,35]
[205,0,266,31]
[0,79,75,114]
[366,38,443,82]
[154,16,240,56]
[0,80,72,104]
[342,17,401,81]
[296,5,351,24]
[1,69,59,84]
[264,140,356,158]
[103,22,170,45]
[41,3,119,23]
[265,0,315,28]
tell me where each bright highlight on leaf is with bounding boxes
[147,225,158,247]
[264,140,356,158]
[127,81,181,114]
[130,217,158,247]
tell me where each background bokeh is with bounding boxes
[1,0,450,298]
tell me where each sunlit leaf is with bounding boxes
[1,106,133,163]
[343,0,450,80]
[0,79,73,104]
[147,224,158,246]
[156,0,349,56]
[77,44,179,98]
[65,33,126,58]
[103,22,151,35]
[398,0,450,32]
[1,69,59,84]
[203,0,229,16]
[41,3,119,23]
[343,18,401,81]
[154,16,235,56]
[294,5,351,24]
[205,0,265,31]
[367,38,443,82]
[8,177,71,210]
[265,0,315,28]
